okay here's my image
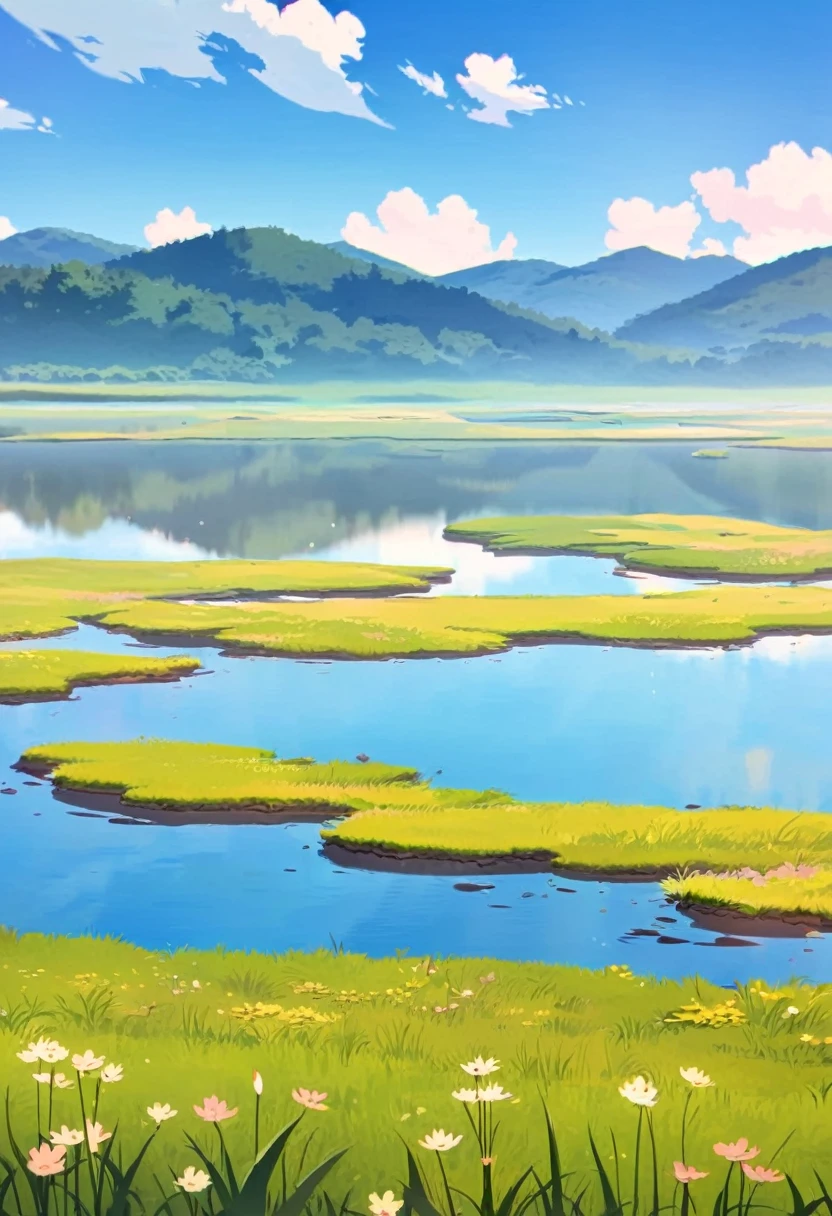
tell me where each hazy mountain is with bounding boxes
[0,225,644,383]
[326,241,424,277]
[437,247,746,330]
[0,227,140,268]
[617,245,832,350]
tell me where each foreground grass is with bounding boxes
[0,651,199,702]
[2,929,832,1212]
[21,742,832,915]
[0,558,450,641]
[85,584,832,655]
[445,513,832,579]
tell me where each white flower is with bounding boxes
[85,1121,111,1154]
[418,1130,463,1152]
[461,1056,499,1077]
[782,1006,800,1018]
[33,1073,53,1085]
[452,1088,479,1104]
[72,1051,105,1074]
[478,1084,513,1103]
[369,1191,404,1216]
[50,1127,84,1147]
[680,1067,713,1089]
[176,1167,212,1193]
[18,1038,68,1065]
[53,1074,74,1089]
[252,1070,263,1096]
[619,1077,658,1108]
[100,1064,123,1084]
[147,1103,177,1124]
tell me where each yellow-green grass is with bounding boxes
[692,448,729,458]
[2,929,832,1208]
[18,739,503,816]
[445,512,832,578]
[0,651,199,703]
[21,743,832,895]
[665,869,832,922]
[86,584,832,656]
[0,557,451,641]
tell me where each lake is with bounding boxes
[2,437,832,984]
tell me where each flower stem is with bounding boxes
[75,1073,97,1206]
[436,1152,455,1216]
[254,1093,260,1160]
[680,1091,692,1163]
[647,1111,659,1216]
[632,1107,644,1216]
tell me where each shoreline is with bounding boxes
[0,664,201,706]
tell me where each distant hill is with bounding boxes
[0,227,140,268]
[326,241,424,277]
[617,245,832,350]
[437,247,746,331]
[0,225,648,383]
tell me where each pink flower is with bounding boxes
[742,1164,784,1184]
[674,1163,708,1183]
[27,1144,66,1177]
[292,1088,329,1111]
[193,1096,238,1123]
[713,1138,759,1163]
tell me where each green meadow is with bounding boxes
[444,513,832,578]
[2,929,832,1214]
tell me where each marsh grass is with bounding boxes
[444,513,832,579]
[0,651,199,700]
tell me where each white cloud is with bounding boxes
[691,141,832,264]
[341,187,517,275]
[398,61,446,98]
[456,53,548,127]
[0,217,17,240]
[144,206,213,248]
[0,97,54,133]
[605,196,702,259]
[690,237,728,258]
[0,0,386,125]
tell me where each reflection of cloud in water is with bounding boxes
[744,633,832,664]
[745,747,772,796]
[0,510,217,562]
[305,514,535,596]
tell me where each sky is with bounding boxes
[1,0,831,273]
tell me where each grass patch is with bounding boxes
[21,742,832,919]
[87,584,832,655]
[692,448,729,458]
[445,513,832,578]
[665,867,832,922]
[0,651,200,703]
[2,930,832,1210]
[0,558,451,641]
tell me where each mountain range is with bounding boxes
[0,227,141,268]
[0,224,830,384]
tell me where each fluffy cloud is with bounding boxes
[144,206,213,248]
[605,197,702,259]
[456,53,548,127]
[692,141,832,264]
[0,97,54,133]
[0,217,17,240]
[0,0,385,125]
[341,187,517,275]
[398,61,446,98]
[690,237,728,258]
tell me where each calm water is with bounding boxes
[2,437,832,983]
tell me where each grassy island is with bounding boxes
[1,929,832,1212]
[445,512,832,579]
[88,583,832,656]
[0,650,200,703]
[21,740,832,919]
[0,557,451,641]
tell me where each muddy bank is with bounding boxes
[677,899,832,938]
[0,664,201,706]
[322,838,557,874]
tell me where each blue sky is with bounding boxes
[1,0,831,271]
